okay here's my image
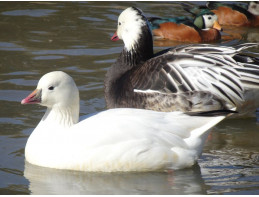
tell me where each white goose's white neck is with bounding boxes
[40,105,79,131]
[45,106,79,128]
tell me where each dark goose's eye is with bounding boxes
[208,16,212,20]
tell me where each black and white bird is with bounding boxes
[105,7,259,117]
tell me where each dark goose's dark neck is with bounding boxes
[105,24,154,108]
[122,24,154,66]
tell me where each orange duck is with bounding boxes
[206,1,259,27]
[149,8,222,43]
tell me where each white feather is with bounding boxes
[23,71,228,172]
[116,7,146,52]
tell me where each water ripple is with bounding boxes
[2,9,57,17]
[31,47,121,56]
[0,42,25,51]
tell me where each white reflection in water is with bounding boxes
[0,1,259,195]
[24,162,207,195]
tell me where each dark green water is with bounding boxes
[0,1,259,194]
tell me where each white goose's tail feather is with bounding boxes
[184,108,236,155]
[168,114,225,169]
[167,109,235,169]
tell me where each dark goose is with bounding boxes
[105,7,259,117]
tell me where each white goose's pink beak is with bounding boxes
[21,89,41,104]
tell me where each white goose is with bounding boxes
[22,71,233,172]
[105,7,259,117]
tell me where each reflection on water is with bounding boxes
[200,118,259,194]
[24,162,206,195]
[0,1,259,195]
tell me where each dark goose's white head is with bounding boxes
[112,7,153,59]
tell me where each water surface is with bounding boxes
[0,1,259,195]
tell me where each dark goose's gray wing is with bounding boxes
[131,43,259,110]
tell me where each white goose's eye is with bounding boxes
[208,16,212,20]
[118,22,121,26]
[48,86,54,90]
